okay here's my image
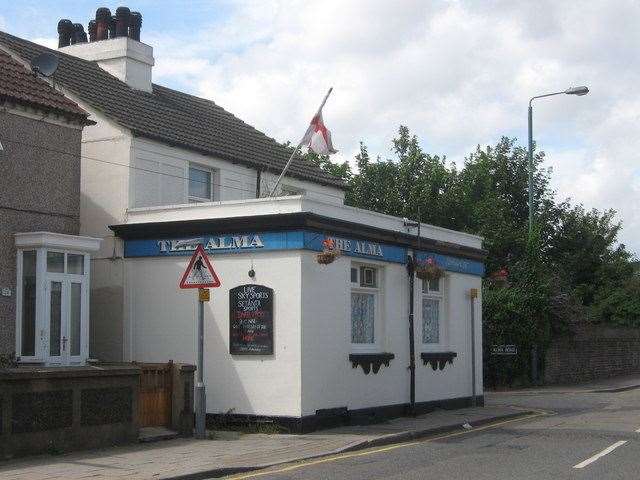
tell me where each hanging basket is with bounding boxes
[316,237,341,265]
[316,249,341,265]
[415,258,444,281]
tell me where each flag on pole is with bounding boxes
[301,111,337,155]
[269,87,336,197]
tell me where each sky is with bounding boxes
[1,0,639,254]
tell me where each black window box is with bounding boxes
[420,351,457,370]
[349,353,395,374]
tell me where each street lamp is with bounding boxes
[528,86,589,237]
[527,85,588,384]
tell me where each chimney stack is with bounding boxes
[58,6,154,92]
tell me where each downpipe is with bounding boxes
[406,253,416,416]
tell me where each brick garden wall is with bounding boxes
[544,325,640,384]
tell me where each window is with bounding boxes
[188,164,214,202]
[350,264,381,349]
[422,277,445,345]
[20,251,37,357]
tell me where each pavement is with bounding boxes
[0,405,526,480]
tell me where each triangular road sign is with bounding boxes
[179,244,221,289]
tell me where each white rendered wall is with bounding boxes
[301,252,408,415]
[130,139,345,207]
[414,272,483,403]
[124,251,303,417]
[300,251,482,416]
[131,137,258,206]
[260,171,345,205]
[73,107,132,361]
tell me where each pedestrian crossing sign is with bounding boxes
[179,244,221,289]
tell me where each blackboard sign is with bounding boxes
[229,284,274,355]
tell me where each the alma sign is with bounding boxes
[122,230,484,276]
[328,237,384,257]
[158,235,264,253]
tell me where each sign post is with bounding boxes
[179,244,221,439]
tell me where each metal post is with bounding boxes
[528,103,534,238]
[195,297,206,439]
[527,103,539,384]
[470,289,477,407]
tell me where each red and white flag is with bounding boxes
[301,110,337,155]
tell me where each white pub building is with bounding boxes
[0,9,486,432]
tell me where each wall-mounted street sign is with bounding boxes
[491,344,518,355]
[229,284,274,355]
[179,244,221,289]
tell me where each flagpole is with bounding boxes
[269,87,333,197]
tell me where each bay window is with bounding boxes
[14,232,100,365]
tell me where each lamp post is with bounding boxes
[528,86,589,237]
[527,85,588,383]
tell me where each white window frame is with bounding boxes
[421,275,448,351]
[14,233,100,366]
[187,162,216,203]
[350,263,383,353]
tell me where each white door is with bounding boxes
[45,275,86,365]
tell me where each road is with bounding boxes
[226,386,640,480]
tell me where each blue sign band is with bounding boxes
[124,230,484,276]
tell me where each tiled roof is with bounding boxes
[0,31,345,189]
[0,49,88,121]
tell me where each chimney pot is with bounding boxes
[71,23,88,44]
[115,7,131,37]
[108,15,117,39]
[57,19,73,48]
[129,11,142,41]
[88,20,97,42]
[95,7,111,40]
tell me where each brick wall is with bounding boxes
[544,326,640,384]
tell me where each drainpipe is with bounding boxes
[404,214,421,416]
[255,169,262,198]
[406,253,416,416]
[470,288,478,407]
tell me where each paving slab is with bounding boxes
[0,405,529,480]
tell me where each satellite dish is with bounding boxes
[30,52,59,77]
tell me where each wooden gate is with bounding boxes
[138,362,173,427]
